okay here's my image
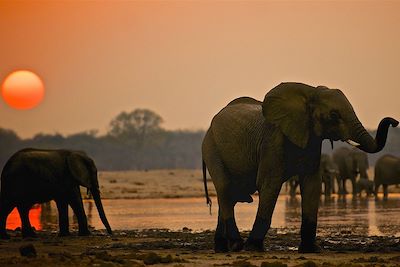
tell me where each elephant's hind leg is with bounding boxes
[17,205,36,238]
[214,207,243,252]
[374,183,380,198]
[204,158,243,251]
[383,185,389,200]
[0,200,15,239]
[56,200,70,236]
[215,182,243,252]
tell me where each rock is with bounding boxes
[182,227,192,232]
[143,252,161,265]
[159,254,173,263]
[231,260,257,267]
[19,244,37,258]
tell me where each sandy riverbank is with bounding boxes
[1,228,400,267]
[96,169,400,199]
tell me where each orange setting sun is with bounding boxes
[1,70,45,110]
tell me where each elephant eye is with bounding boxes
[329,111,340,121]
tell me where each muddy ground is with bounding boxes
[1,227,400,267]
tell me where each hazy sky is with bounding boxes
[1,1,399,138]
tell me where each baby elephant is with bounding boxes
[0,148,112,239]
[356,178,374,197]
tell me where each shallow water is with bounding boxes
[6,194,400,237]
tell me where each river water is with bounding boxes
[6,194,400,237]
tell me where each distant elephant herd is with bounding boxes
[1,82,399,254]
[287,147,400,199]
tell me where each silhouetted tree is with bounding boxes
[108,109,163,143]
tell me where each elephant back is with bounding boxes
[227,97,263,106]
[374,154,400,185]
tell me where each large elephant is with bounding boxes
[0,148,112,239]
[332,147,369,195]
[374,154,400,199]
[202,82,398,253]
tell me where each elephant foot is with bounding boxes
[229,238,244,252]
[298,242,321,253]
[244,238,265,252]
[58,231,71,237]
[22,230,37,239]
[338,189,346,195]
[214,237,229,253]
[78,229,91,236]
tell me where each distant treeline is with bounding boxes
[1,108,399,170]
[0,109,204,170]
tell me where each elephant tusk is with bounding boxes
[346,139,360,147]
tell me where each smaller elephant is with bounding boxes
[287,176,299,197]
[355,178,374,197]
[288,155,336,198]
[333,147,369,195]
[374,154,400,199]
[320,154,337,197]
[0,148,112,239]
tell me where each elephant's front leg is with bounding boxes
[351,177,357,196]
[298,173,321,253]
[69,187,90,236]
[325,177,332,197]
[245,178,282,251]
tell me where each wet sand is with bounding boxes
[2,169,400,266]
[1,228,400,266]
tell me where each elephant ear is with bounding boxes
[262,82,315,148]
[67,152,92,188]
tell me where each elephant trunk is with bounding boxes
[91,188,113,235]
[350,117,398,153]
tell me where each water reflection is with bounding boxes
[6,201,95,232]
[6,205,42,231]
[373,198,400,236]
[6,195,400,237]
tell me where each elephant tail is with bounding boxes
[202,160,212,215]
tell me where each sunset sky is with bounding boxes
[1,1,399,138]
